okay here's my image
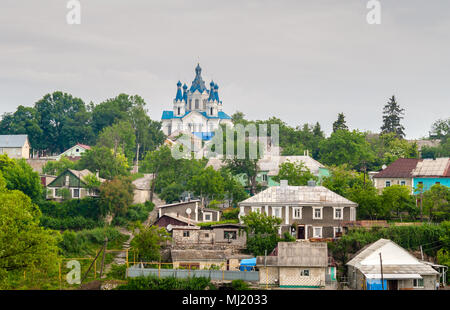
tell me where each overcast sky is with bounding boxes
[0,0,449,139]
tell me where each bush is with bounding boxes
[58,227,126,256]
[112,201,155,226]
[222,208,240,220]
[117,276,213,290]
[106,264,127,280]
[231,280,251,290]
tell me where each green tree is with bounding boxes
[380,95,405,139]
[0,172,61,287]
[381,185,418,221]
[76,146,130,179]
[0,156,43,202]
[99,176,135,218]
[422,184,450,222]
[429,118,450,142]
[97,121,136,164]
[241,212,282,256]
[273,160,318,186]
[0,106,42,152]
[220,168,249,207]
[319,130,375,170]
[159,182,184,204]
[130,225,171,262]
[188,166,225,205]
[34,91,90,153]
[42,156,76,176]
[332,113,349,133]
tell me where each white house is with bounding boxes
[0,134,30,159]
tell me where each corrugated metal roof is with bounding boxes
[256,242,328,267]
[347,239,439,276]
[412,157,450,177]
[0,134,28,148]
[258,155,324,176]
[171,249,227,261]
[239,185,357,206]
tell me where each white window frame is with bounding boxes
[400,180,406,186]
[313,207,323,220]
[203,212,213,222]
[272,207,282,219]
[313,226,322,238]
[72,188,80,198]
[300,269,310,277]
[333,227,343,238]
[293,207,302,219]
[333,207,343,220]
[251,206,262,214]
[413,278,424,288]
[385,180,391,187]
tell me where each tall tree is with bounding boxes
[0,171,61,287]
[75,146,130,179]
[381,95,405,138]
[34,91,89,153]
[332,113,349,133]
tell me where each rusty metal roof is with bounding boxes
[373,158,421,178]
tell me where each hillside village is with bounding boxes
[0,64,449,291]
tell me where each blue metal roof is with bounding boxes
[161,110,231,120]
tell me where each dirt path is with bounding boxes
[101,192,166,277]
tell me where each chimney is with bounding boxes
[280,180,288,188]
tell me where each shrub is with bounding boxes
[117,276,213,290]
[231,279,251,290]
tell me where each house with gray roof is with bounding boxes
[0,134,30,159]
[238,180,358,240]
[347,238,439,290]
[256,241,328,288]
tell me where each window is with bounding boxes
[183,231,190,237]
[313,207,322,219]
[210,107,213,115]
[73,188,80,198]
[293,207,302,219]
[65,175,70,186]
[400,180,406,186]
[54,188,62,198]
[413,279,424,288]
[350,207,356,221]
[195,99,199,109]
[272,207,282,218]
[334,227,343,238]
[251,207,262,214]
[76,148,79,152]
[203,212,212,222]
[204,233,209,238]
[224,231,237,240]
[436,182,440,185]
[262,174,268,182]
[300,270,310,277]
[385,181,391,187]
[334,207,343,220]
[313,227,322,238]
[177,107,180,115]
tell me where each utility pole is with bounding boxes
[379,253,384,290]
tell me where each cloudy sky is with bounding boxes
[0,0,449,139]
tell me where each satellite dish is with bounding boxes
[186,208,192,215]
[167,224,173,232]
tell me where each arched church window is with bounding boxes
[177,107,180,115]
[195,99,199,109]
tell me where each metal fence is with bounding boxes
[127,266,259,282]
